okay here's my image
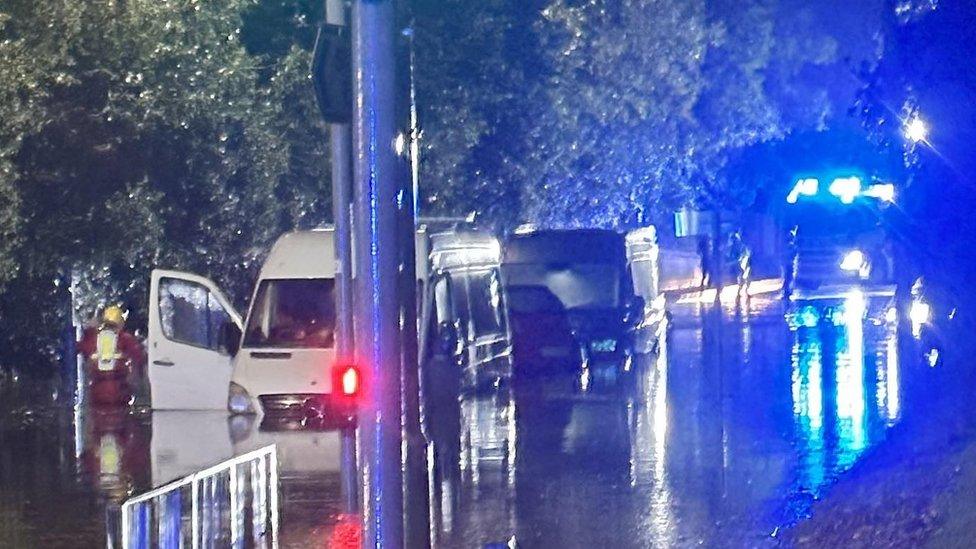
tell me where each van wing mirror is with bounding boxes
[437,321,459,356]
[221,320,242,357]
[626,296,646,325]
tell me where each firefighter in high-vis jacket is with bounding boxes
[77,306,146,407]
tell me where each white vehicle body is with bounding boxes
[229,230,339,417]
[148,229,338,414]
[148,270,242,410]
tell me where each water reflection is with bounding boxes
[0,294,908,548]
[0,380,344,549]
[428,295,905,547]
[628,318,676,546]
[835,292,868,469]
[787,293,900,508]
[792,330,825,495]
[79,410,151,504]
[0,387,153,548]
[149,412,343,548]
[121,441,279,549]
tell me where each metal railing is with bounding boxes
[121,445,280,549]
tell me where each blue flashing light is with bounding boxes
[787,178,819,204]
[829,176,861,204]
[862,183,895,203]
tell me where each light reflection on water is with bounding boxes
[787,293,900,510]
[793,331,826,493]
[0,389,343,548]
[0,294,907,548]
[430,296,905,547]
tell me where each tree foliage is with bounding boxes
[0,0,328,367]
[413,0,543,226]
[414,0,891,229]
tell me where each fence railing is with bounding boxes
[121,445,280,549]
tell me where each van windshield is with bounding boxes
[503,263,621,311]
[243,279,336,349]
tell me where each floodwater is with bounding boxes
[0,292,944,548]
[0,388,345,547]
[426,293,913,548]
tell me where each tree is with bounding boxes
[0,0,328,368]
[517,0,716,227]
[413,0,545,227]
[0,4,69,287]
[413,0,891,229]
[520,0,893,227]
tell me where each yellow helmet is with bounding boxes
[102,305,125,328]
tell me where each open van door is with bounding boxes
[148,269,243,410]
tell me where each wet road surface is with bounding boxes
[0,291,941,548]
[0,390,346,547]
[427,293,905,548]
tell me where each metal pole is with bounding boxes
[325,0,359,515]
[397,75,429,549]
[398,17,431,549]
[408,27,421,218]
[399,169,428,549]
[712,209,723,301]
[351,0,404,545]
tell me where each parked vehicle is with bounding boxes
[501,229,644,393]
[148,229,341,418]
[785,186,896,295]
[418,228,513,394]
[506,285,581,378]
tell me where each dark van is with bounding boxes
[501,229,644,392]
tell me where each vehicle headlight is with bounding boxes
[840,250,871,279]
[840,250,865,271]
[228,382,256,415]
[910,300,932,326]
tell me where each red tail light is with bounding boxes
[335,364,361,398]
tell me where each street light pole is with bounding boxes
[397,16,431,549]
[325,0,358,515]
[351,0,404,546]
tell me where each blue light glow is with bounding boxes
[905,116,928,143]
[787,178,819,203]
[829,176,862,204]
[885,335,900,423]
[835,291,867,467]
[862,183,895,203]
[786,298,902,521]
[791,335,825,493]
[796,306,820,328]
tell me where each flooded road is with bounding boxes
[427,293,909,548]
[0,389,345,547]
[0,291,946,548]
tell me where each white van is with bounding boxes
[148,229,340,415]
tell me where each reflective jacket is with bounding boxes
[78,327,145,379]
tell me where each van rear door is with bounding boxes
[148,269,243,410]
